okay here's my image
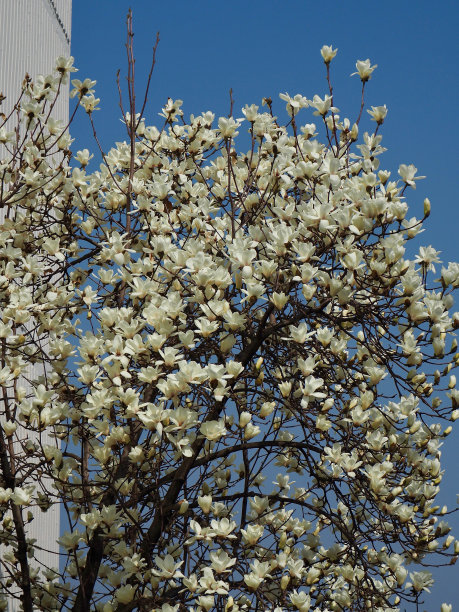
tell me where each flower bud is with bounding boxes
[239,411,252,428]
[244,423,261,440]
[198,495,212,514]
[445,535,455,548]
[259,401,275,418]
[281,574,290,590]
[2,421,16,437]
[423,198,431,218]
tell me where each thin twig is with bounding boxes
[137,31,160,129]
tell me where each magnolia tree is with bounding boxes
[0,20,458,612]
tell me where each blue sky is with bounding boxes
[71,1,459,607]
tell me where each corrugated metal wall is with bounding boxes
[0,0,72,122]
[0,2,72,609]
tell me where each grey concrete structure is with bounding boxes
[0,1,72,609]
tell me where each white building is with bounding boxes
[0,1,72,609]
[0,0,72,122]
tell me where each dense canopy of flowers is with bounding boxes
[0,45,458,612]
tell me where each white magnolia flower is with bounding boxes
[242,104,259,122]
[406,570,434,593]
[301,375,327,404]
[290,589,311,611]
[200,420,227,441]
[279,92,309,116]
[209,549,236,574]
[367,104,388,124]
[210,517,237,539]
[414,245,441,272]
[0,488,13,504]
[152,554,184,579]
[2,44,458,611]
[218,117,241,139]
[198,495,213,514]
[352,58,378,81]
[11,487,32,506]
[320,45,338,64]
[115,585,135,604]
[398,163,425,188]
[241,524,264,545]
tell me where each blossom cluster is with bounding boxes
[0,48,457,611]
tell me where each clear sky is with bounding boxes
[71,1,459,608]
